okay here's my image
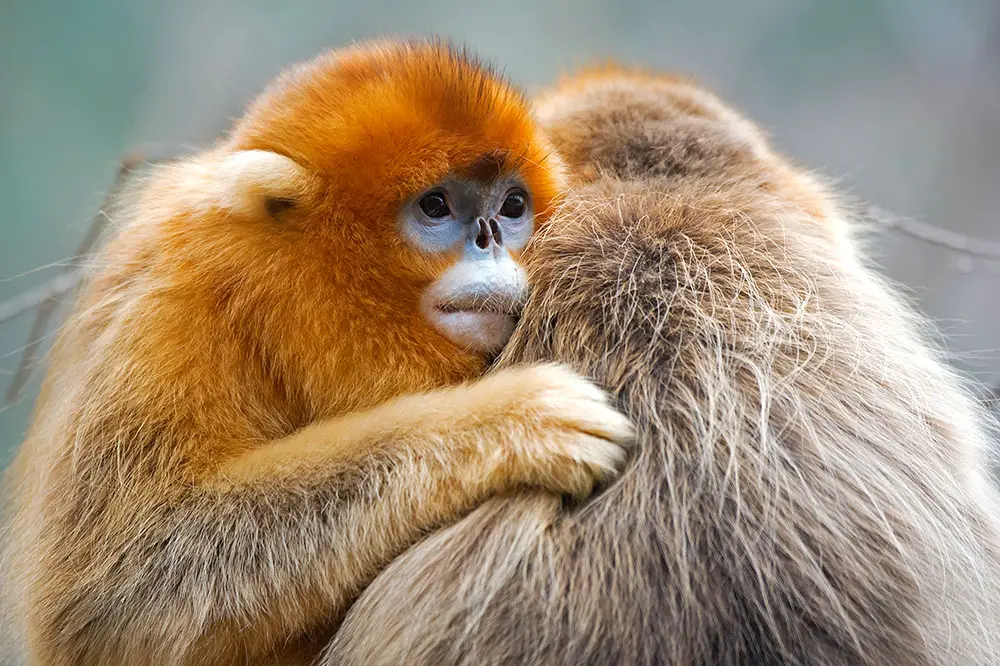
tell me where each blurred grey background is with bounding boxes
[1,0,999,467]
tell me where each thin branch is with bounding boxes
[866,205,1000,261]
[4,298,61,403]
[0,270,84,325]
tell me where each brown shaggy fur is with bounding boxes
[0,44,634,666]
[325,69,1000,665]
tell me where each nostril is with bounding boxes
[489,218,503,246]
[475,217,491,250]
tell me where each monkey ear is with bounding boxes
[215,150,317,219]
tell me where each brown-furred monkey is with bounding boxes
[326,69,1000,665]
[0,44,633,666]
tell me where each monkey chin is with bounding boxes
[419,255,528,355]
[424,307,518,355]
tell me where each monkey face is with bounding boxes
[399,175,535,354]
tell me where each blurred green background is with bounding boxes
[2,0,999,466]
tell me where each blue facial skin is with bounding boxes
[399,176,534,259]
[398,174,536,353]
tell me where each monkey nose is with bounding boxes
[489,218,503,246]
[474,217,503,250]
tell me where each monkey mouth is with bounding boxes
[428,308,518,354]
[421,290,526,354]
[434,292,524,317]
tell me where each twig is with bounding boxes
[866,205,1000,261]
[4,298,61,404]
[0,270,84,325]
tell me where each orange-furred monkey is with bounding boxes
[0,43,632,666]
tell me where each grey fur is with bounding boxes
[324,75,1000,666]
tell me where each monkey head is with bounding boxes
[122,41,564,416]
[234,40,563,372]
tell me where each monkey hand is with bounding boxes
[480,363,634,502]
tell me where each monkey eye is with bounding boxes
[499,190,527,218]
[418,191,451,219]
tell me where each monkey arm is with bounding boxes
[20,363,628,665]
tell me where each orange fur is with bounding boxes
[0,41,632,666]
